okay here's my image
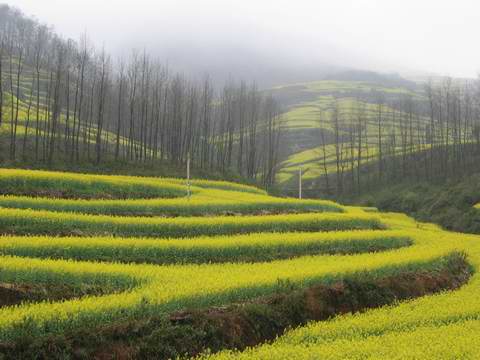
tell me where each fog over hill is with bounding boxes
[9,0,480,87]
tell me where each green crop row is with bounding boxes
[0,168,266,201]
[0,168,187,199]
[203,224,480,359]
[0,192,343,216]
[0,228,459,342]
[0,168,475,359]
[0,230,410,264]
[0,208,382,237]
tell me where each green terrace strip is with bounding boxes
[304,319,480,359]
[0,282,114,309]
[212,318,480,359]
[0,169,477,359]
[200,252,471,360]
[0,250,469,357]
[0,240,465,344]
[0,168,266,199]
[0,169,187,199]
[0,231,411,264]
[167,178,267,195]
[0,169,342,217]
[205,255,478,360]
[0,208,382,237]
[0,256,143,297]
[0,193,343,216]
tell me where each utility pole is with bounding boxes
[299,167,310,199]
[299,167,302,199]
[187,153,191,199]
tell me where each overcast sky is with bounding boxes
[8,0,480,80]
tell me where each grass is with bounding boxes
[279,94,425,132]
[0,77,167,167]
[353,174,480,234]
[277,141,431,184]
[0,224,464,344]
[204,232,479,359]
[0,168,266,196]
[0,192,343,216]
[0,208,382,237]
[0,168,479,359]
[274,80,417,94]
[0,169,344,217]
[0,168,188,199]
[0,230,410,265]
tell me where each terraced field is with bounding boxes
[277,141,431,185]
[279,94,421,131]
[270,79,428,187]
[0,168,478,359]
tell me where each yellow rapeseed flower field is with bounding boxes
[0,168,478,359]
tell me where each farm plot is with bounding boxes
[0,168,477,359]
[0,168,342,216]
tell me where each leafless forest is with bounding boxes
[306,79,480,197]
[2,4,480,195]
[0,5,281,188]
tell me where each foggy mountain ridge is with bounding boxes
[0,3,423,92]
[139,41,353,89]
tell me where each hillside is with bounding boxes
[270,73,422,189]
[0,58,128,164]
[0,168,477,359]
[0,5,282,190]
[351,173,480,234]
[271,71,479,198]
[4,3,454,195]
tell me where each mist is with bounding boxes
[9,0,480,86]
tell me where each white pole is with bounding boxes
[187,154,191,199]
[299,167,302,199]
